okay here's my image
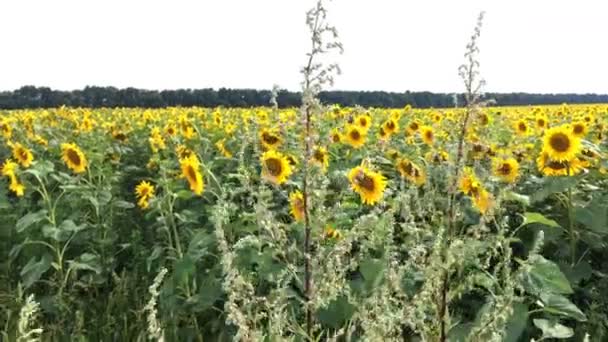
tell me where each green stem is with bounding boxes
[567,184,576,265]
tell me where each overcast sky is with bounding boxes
[1,0,606,93]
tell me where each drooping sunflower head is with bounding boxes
[289,190,305,222]
[396,158,426,186]
[344,125,366,149]
[311,146,329,171]
[61,143,88,174]
[347,165,387,205]
[260,128,282,150]
[176,144,194,160]
[12,143,34,168]
[542,125,581,162]
[492,157,519,183]
[260,150,292,185]
[180,155,204,195]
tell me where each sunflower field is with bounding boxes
[0,102,606,341]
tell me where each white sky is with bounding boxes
[1,0,607,93]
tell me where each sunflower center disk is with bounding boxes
[549,133,570,152]
[266,158,283,176]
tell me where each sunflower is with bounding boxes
[0,119,12,139]
[355,114,372,131]
[347,165,387,205]
[570,121,588,138]
[536,151,583,177]
[542,125,581,162]
[12,143,34,168]
[260,128,282,150]
[492,157,519,183]
[180,155,204,195]
[149,129,166,153]
[323,225,342,240]
[261,150,292,185]
[311,146,329,172]
[425,150,449,164]
[344,125,367,149]
[535,114,548,130]
[382,118,399,135]
[1,159,25,197]
[215,139,233,158]
[135,180,155,209]
[164,123,177,137]
[329,128,342,144]
[471,186,492,214]
[176,144,194,160]
[396,158,426,186]
[289,190,305,222]
[61,143,88,174]
[458,167,478,195]
[406,120,421,135]
[514,119,529,136]
[478,112,490,126]
[420,126,434,145]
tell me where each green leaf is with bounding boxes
[359,258,385,289]
[521,255,573,295]
[530,176,579,203]
[21,254,53,288]
[173,256,195,286]
[16,209,48,233]
[521,212,560,228]
[504,191,530,206]
[67,253,102,274]
[113,200,135,209]
[503,302,529,342]
[539,293,587,322]
[533,319,574,339]
[316,296,356,329]
[574,196,608,234]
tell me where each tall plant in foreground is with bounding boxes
[299,0,343,338]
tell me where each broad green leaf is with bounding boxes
[574,196,608,234]
[21,254,53,289]
[503,302,529,342]
[359,258,385,289]
[539,293,587,322]
[113,200,135,209]
[521,212,560,228]
[316,296,356,329]
[533,319,574,339]
[530,176,579,203]
[16,209,48,233]
[521,255,573,295]
[173,256,195,286]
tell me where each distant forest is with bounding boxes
[1,86,608,109]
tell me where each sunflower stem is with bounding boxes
[567,172,576,266]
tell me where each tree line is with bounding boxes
[1,86,607,109]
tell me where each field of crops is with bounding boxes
[0,103,606,341]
